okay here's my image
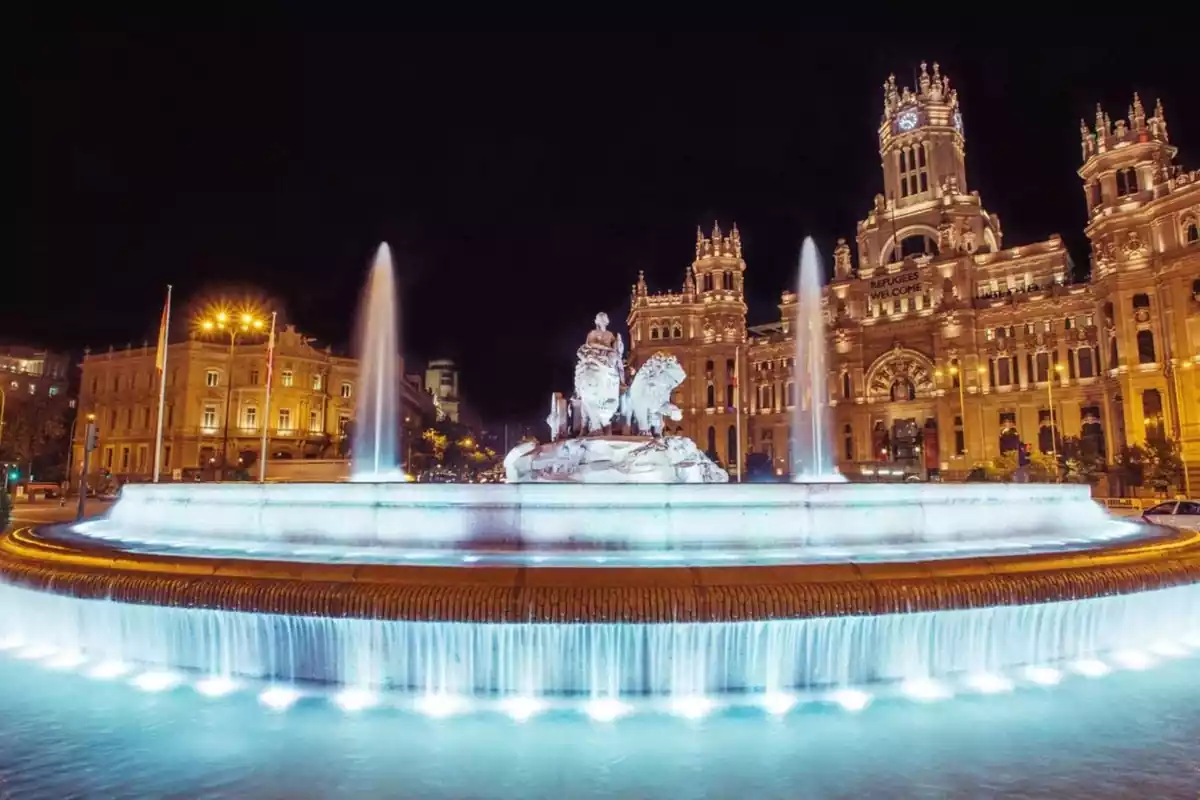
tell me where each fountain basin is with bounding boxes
[96,481,1117,555]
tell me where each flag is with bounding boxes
[154,286,172,374]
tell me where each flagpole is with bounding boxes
[152,285,172,483]
[259,312,277,483]
[734,344,742,483]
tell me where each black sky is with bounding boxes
[10,17,1195,423]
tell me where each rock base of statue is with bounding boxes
[503,435,729,484]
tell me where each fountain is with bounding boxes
[0,244,1197,724]
[351,243,402,481]
[792,237,842,481]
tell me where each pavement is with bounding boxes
[5,499,114,530]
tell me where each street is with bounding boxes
[5,499,114,530]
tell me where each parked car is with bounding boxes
[1141,500,1200,531]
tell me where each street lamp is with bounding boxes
[197,306,266,480]
[1047,362,1065,476]
[1167,356,1195,496]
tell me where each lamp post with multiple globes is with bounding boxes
[198,309,266,480]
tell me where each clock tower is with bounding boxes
[879,62,967,211]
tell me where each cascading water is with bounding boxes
[791,237,843,481]
[351,243,402,481]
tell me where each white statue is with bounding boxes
[573,312,625,434]
[546,392,568,442]
[627,352,685,437]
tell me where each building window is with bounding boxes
[278,408,292,431]
[726,383,734,408]
[1142,389,1164,435]
[103,446,114,468]
[786,382,795,407]
[842,372,852,399]
[727,426,737,467]
[125,408,133,429]
[706,384,715,409]
[120,447,130,471]
[706,426,716,457]
[142,407,151,428]
[309,409,321,433]
[1077,348,1095,379]
[954,416,965,456]
[281,370,294,387]
[90,377,98,394]
[997,358,1012,386]
[340,382,352,399]
[1186,221,1199,244]
[1088,182,1101,208]
[722,271,734,290]
[244,405,258,430]
[202,405,218,430]
[249,369,260,385]
[166,404,174,428]
[650,327,660,340]
[1136,330,1156,364]
[843,424,853,461]
[339,414,351,438]
[705,360,714,374]
[703,273,714,292]
[206,369,219,387]
[163,445,172,470]
[672,325,682,338]
[1132,293,1150,310]
[1115,168,1138,197]
[313,374,324,391]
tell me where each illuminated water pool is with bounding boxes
[0,653,1196,798]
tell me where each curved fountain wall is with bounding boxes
[1,579,1197,698]
[100,481,1112,549]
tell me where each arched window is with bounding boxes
[706,426,717,457]
[703,273,714,292]
[722,271,734,290]
[786,382,795,407]
[672,325,683,338]
[706,384,715,408]
[842,372,852,399]
[954,416,965,456]
[727,426,738,468]
[726,383,734,408]
[1185,221,1199,244]
[1132,293,1150,310]
[1109,337,1119,370]
[899,234,937,259]
[1136,330,1156,364]
[650,327,660,340]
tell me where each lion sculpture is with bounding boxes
[627,352,684,437]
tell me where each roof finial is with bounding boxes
[1131,92,1146,130]
[711,221,722,243]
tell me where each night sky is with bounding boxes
[11,17,1194,424]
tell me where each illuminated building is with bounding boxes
[630,63,1199,486]
[72,324,433,479]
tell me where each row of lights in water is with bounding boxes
[2,632,1197,723]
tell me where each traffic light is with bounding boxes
[5,465,17,482]
[84,423,100,452]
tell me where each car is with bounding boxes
[1141,500,1200,531]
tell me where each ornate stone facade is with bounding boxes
[630,63,1200,486]
[73,325,434,479]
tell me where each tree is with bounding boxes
[0,394,72,482]
[1026,450,1059,482]
[0,489,11,530]
[1113,444,1146,496]
[1060,435,1105,485]
[421,428,448,464]
[1142,432,1184,495]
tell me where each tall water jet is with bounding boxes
[351,243,402,480]
[791,237,843,481]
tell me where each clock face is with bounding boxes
[897,111,918,132]
[953,110,963,133]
